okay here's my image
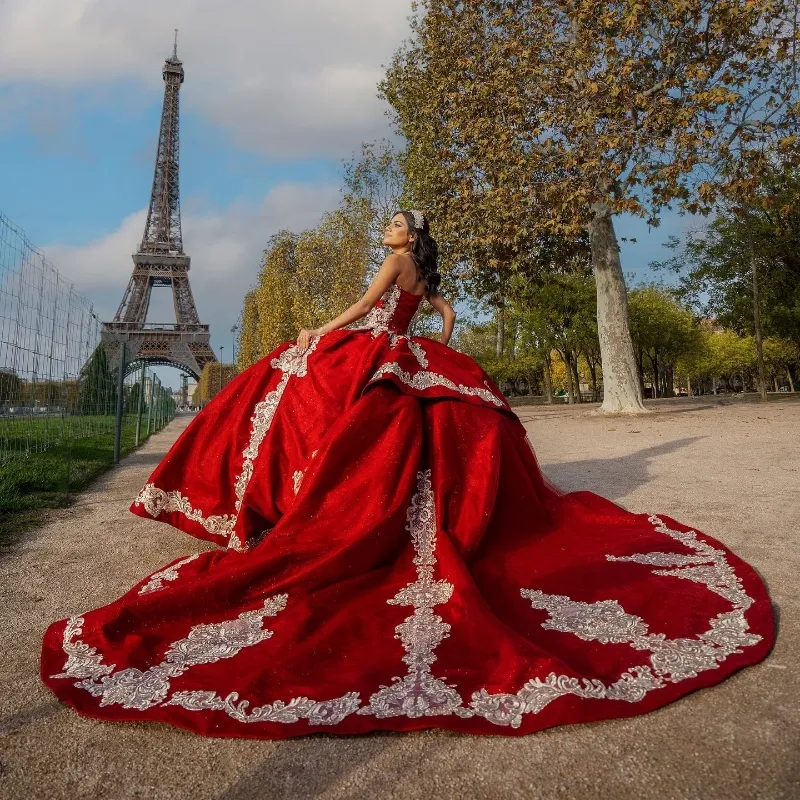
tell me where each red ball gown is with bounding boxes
[40,284,774,739]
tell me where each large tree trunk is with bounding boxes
[570,354,582,403]
[749,234,768,401]
[542,353,554,404]
[561,350,576,404]
[589,202,647,413]
[664,365,675,398]
[495,298,505,358]
[787,366,796,392]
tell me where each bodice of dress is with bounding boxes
[360,284,424,337]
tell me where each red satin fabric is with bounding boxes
[40,285,774,740]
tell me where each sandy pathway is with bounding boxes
[1,400,797,800]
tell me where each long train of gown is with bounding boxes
[40,284,774,739]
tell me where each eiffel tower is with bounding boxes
[102,32,216,383]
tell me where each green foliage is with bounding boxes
[659,168,800,349]
[511,268,597,359]
[195,363,238,406]
[77,346,117,416]
[628,285,704,396]
[239,200,373,362]
[0,370,21,404]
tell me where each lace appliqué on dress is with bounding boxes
[369,362,505,407]
[135,337,321,553]
[360,285,401,337]
[359,469,470,719]
[51,595,289,710]
[50,508,762,728]
[138,554,201,595]
[132,485,236,538]
[469,514,763,728]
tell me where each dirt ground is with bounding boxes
[1,398,798,800]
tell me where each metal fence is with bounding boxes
[0,212,176,511]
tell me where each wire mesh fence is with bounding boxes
[0,212,176,515]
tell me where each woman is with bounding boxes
[41,210,773,740]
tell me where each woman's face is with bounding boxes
[383,213,413,249]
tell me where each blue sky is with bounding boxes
[0,0,699,390]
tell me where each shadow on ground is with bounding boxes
[541,437,705,501]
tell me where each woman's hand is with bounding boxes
[296,328,320,353]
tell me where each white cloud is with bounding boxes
[45,181,342,358]
[0,0,412,157]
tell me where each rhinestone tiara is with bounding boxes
[410,209,425,230]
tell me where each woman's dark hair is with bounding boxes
[396,210,441,295]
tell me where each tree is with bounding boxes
[628,285,704,397]
[237,290,260,371]
[195,362,238,406]
[77,346,117,416]
[762,336,800,391]
[292,206,371,331]
[126,381,144,415]
[251,230,302,358]
[511,266,597,403]
[381,0,799,413]
[342,140,407,279]
[241,203,373,363]
[677,327,756,393]
[658,168,800,381]
[0,370,22,405]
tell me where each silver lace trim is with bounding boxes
[469,514,763,728]
[359,469,470,719]
[406,339,429,368]
[55,504,763,727]
[134,337,320,552]
[164,690,362,726]
[360,285,401,336]
[348,284,431,369]
[369,362,505,407]
[133,485,235,538]
[50,595,289,710]
[138,554,201,595]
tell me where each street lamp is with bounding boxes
[219,346,224,398]
[230,324,239,372]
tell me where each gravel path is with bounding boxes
[2,399,797,800]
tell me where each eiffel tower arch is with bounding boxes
[101,33,216,381]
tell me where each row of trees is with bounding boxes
[457,280,799,403]
[236,1,799,413]
[237,153,443,370]
[379,0,799,412]
[237,205,370,369]
[193,362,238,406]
[0,348,176,417]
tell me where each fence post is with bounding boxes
[154,376,161,432]
[62,284,74,493]
[113,342,126,464]
[145,370,154,437]
[135,360,145,446]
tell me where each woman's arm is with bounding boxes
[427,292,457,346]
[296,255,403,351]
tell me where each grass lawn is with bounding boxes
[0,416,164,545]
